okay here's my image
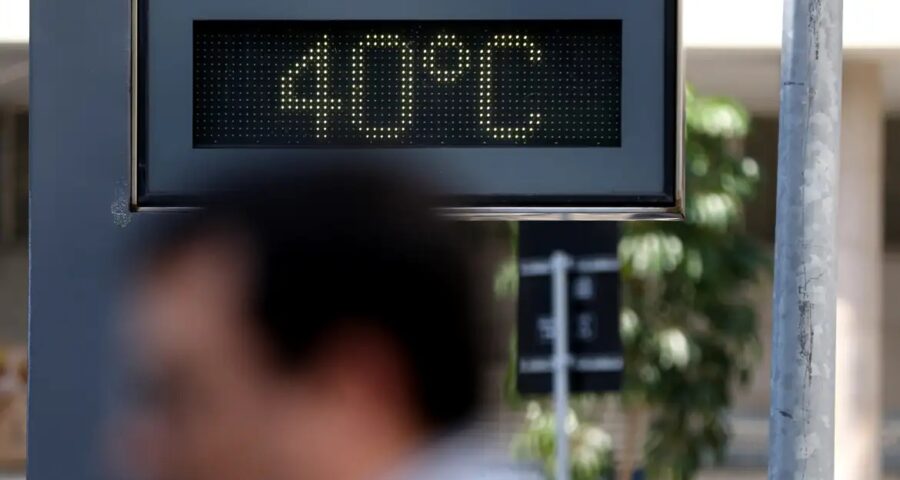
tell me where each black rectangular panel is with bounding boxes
[194,20,621,147]
[517,222,622,394]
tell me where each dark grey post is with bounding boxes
[769,0,843,478]
[29,1,161,479]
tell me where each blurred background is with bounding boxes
[3,0,900,479]
[0,0,28,478]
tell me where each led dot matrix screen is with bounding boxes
[194,21,622,147]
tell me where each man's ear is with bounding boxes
[313,326,416,413]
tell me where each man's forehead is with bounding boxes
[147,231,251,283]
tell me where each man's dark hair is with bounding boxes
[143,164,481,432]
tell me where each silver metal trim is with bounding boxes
[130,0,139,209]
[129,0,685,220]
[675,0,686,221]
[441,205,684,221]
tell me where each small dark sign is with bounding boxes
[516,222,622,394]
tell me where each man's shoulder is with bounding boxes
[390,431,546,480]
[401,460,545,480]
[401,442,546,480]
[459,462,546,480]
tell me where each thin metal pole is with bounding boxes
[550,251,571,480]
[769,0,843,478]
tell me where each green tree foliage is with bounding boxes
[512,402,615,480]
[509,88,767,479]
[619,87,766,479]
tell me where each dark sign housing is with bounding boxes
[133,0,682,219]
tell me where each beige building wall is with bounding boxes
[709,102,900,476]
[739,117,900,416]
[729,256,900,410]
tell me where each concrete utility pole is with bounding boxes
[769,0,843,478]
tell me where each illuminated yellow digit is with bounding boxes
[351,34,414,139]
[281,34,339,139]
[478,34,542,141]
[422,34,470,83]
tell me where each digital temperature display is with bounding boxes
[193,20,622,147]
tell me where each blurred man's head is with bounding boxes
[124,167,481,480]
